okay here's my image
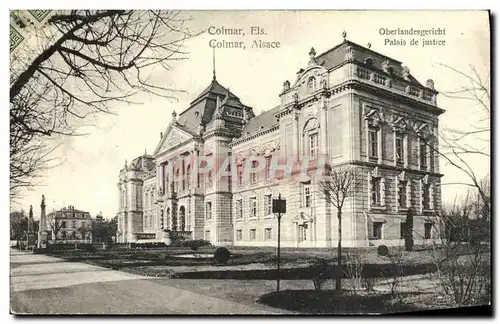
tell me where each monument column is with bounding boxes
[37,195,48,248]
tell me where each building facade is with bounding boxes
[117,38,444,247]
[46,205,93,242]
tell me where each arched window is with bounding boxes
[303,118,319,159]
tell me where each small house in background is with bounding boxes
[46,206,93,243]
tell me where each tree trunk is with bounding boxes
[336,210,342,291]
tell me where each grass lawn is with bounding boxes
[154,277,458,314]
[46,244,489,281]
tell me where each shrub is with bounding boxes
[344,252,364,293]
[213,247,231,265]
[308,258,330,291]
[189,239,211,251]
[377,245,389,257]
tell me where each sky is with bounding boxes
[11,10,490,219]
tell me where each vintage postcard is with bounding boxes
[9,10,491,315]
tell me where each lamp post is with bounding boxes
[273,193,286,292]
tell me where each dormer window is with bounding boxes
[364,58,373,66]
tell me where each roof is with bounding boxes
[176,78,251,134]
[190,78,240,105]
[128,154,155,172]
[48,207,91,217]
[315,40,423,86]
[241,106,280,135]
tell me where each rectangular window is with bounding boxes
[264,228,272,240]
[424,223,432,239]
[372,222,383,239]
[371,177,381,206]
[249,197,257,218]
[236,229,243,241]
[250,229,256,241]
[265,156,272,180]
[207,170,213,187]
[299,224,308,242]
[423,184,430,210]
[429,148,435,171]
[420,141,427,168]
[398,182,407,208]
[206,201,212,220]
[137,189,143,209]
[237,165,243,186]
[304,185,311,208]
[369,128,378,158]
[395,133,404,163]
[236,199,243,219]
[72,220,76,228]
[264,195,272,215]
[205,230,211,241]
[250,160,258,183]
[400,222,407,239]
[309,133,319,158]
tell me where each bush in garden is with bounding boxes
[308,258,330,291]
[344,251,364,293]
[213,247,231,265]
[377,245,389,257]
[189,239,211,251]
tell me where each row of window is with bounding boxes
[235,228,273,241]
[371,221,433,240]
[368,127,434,169]
[370,176,434,211]
[59,220,88,229]
[234,187,313,220]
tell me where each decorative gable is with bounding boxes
[155,125,192,155]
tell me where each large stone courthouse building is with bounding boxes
[117,36,444,247]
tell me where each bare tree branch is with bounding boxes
[10,10,199,198]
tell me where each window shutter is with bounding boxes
[380,177,386,206]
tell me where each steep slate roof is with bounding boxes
[177,78,248,134]
[241,106,280,135]
[128,154,155,172]
[316,40,423,87]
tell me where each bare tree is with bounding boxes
[10,10,197,198]
[428,191,491,307]
[76,224,92,242]
[48,218,64,243]
[318,166,362,291]
[422,64,490,214]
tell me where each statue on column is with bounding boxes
[38,195,49,249]
[27,205,36,248]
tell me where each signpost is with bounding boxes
[272,193,286,292]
